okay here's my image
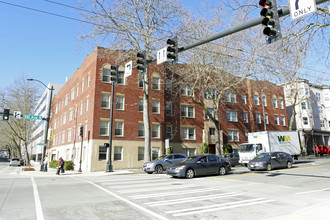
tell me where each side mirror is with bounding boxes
[197,161,201,164]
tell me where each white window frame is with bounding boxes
[152,100,160,114]
[100,120,109,136]
[226,110,237,122]
[152,124,160,138]
[114,121,124,137]
[115,95,125,110]
[182,127,195,140]
[181,105,195,118]
[228,130,239,142]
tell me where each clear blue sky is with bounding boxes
[0,0,328,90]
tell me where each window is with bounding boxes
[261,95,266,106]
[320,120,325,127]
[301,102,307,110]
[243,112,248,123]
[182,148,195,156]
[84,122,88,138]
[275,115,279,125]
[100,120,109,136]
[245,131,248,142]
[138,123,144,137]
[228,130,239,142]
[254,95,259,105]
[181,105,195,118]
[166,125,172,139]
[152,124,160,138]
[281,116,285,126]
[204,89,215,100]
[242,95,247,104]
[65,95,68,106]
[152,77,160,90]
[71,89,75,101]
[152,100,160,114]
[225,92,236,103]
[165,102,172,116]
[165,81,172,94]
[318,106,323,113]
[67,129,72,142]
[101,93,110,109]
[152,148,159,160]
[272,97,277,108]
[61,131,65,144]
[80,101,83,115]
[303,117,308,125]
[86,97,89,112]
[115,96,125,110]
[205,108,214,120]
[181,84,193,96]
[82,78,84,92]
[279,98,284,109]
[115,121,124,136]
[256,113,261,124]
[264,113,269,124]
[182,127,195,140]
[209,127,215,135]
[138,147,144,161]
[103,65,111,82]
[226,110,237,122]
[63,114,67,125]
[88,73,91,87]
[139,75,144,88]
[114,147,122,161]
[69,109,73,121]
[98,146,107,160]
[76,84,79,97]
[139,98,143,112]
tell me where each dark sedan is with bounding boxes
[248,152,293,171]
[166,154,230,178]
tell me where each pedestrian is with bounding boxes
[43,155,48,172]
[57,157,63,175]
[59,157,65,174]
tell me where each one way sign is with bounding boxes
[13,111,21,119]
[289,0,316,20]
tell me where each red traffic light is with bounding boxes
[259,0,272,8]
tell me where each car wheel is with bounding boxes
[185,169,194,179]
[155,165,163,174]
[266,163,272,171]
[287,161,292,169]
[219,166,226,175]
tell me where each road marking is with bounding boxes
[166,198,275,217]
[31,177,44,220]
[100,179,166,186]
[130,188,221,199]
[118,184,197,194]
[145,192,242,207]
[296,188,330,195]
[74,177,169,220]
[109,181,178,189]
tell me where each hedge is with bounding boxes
[49,160,74,170]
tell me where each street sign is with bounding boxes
[13,111,21,119]
[289,0,316,20]
[37,143,45,146]
[157,47,168,65]
[23,115,43,120]
[124,60,132,78]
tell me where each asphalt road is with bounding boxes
[1,157,330,220]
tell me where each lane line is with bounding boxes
[296,188,330,195]
[146,193,242,207]
[31,177,44,220]
[73,177,169,220]
[172,198,275,217]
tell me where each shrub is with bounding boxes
[223,143,233,154]
[49,160,58,169]
[201,143,208,154]
[166,146,173,155]
[64,161,74,170]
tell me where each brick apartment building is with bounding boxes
[47,47,288,172]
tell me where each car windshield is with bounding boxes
[181,156,198,164]
[154,156,166,161]
[239,144,254,152]
[256,153,270,159]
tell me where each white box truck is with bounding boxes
[238,131,301,166]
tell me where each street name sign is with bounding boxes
[13,111,21,119]
[37,143,45,146]
[23,115,43,120]
[289,0,316,20]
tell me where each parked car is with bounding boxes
[20,159,25,166]
[223,153,240,167]
[142,153,187,174]
[248,152,293,171]
[166,154,231,179]
[9,158,21,166]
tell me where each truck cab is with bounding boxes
[238,143,263,166]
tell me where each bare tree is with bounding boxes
[0,75,39,165]
[79,0,187,162]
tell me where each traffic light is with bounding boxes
[259,0,282,43]
[3,109,10,120]
[166,37,178,62]
[137,51,146,72]
[110,65,118,82]
[79,126,83,137]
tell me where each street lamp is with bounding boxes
[27,78,54,171]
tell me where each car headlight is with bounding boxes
[176,165,186,170]
[256,162,266,166]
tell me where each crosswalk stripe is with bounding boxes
[130,188,220,199]
[109,181,178,189]
[118,184,197,194]
[95,177,165,184]
[166,198,275,217]
[101,179,166,186]
[145,192,242,207]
